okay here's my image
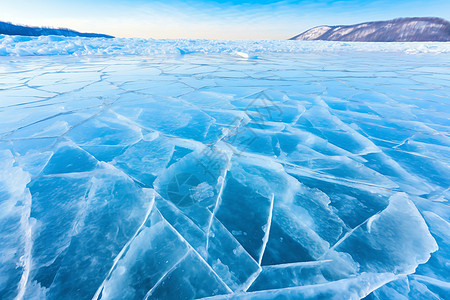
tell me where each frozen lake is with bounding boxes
[0,48,449,299]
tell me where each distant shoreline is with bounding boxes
[290,17,450,42]
[0,21,114,38]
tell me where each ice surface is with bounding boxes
[0,45,449,300]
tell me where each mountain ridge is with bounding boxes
[0,21,114,38]
[290,17,450,42]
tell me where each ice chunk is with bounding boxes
[203,272,397,299]
[327,193,438,275]
[144,250,231,300]
[97,209,191,299]
[0,151,32,299]
[248,260,340,291]
[25,163,154,299]
[112,137,175,187]
[42,142,99,174]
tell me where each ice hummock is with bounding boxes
[0,47,449,300]
[0,35,450,56]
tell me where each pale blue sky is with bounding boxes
[1,0,449,39]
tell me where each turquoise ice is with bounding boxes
[0,45,449,299]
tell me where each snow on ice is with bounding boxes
[0,35,450,56]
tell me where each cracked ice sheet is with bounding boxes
[0,50,449,300]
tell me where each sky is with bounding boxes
[1,0,449,40]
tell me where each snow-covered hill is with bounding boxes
[290,17,450,42]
